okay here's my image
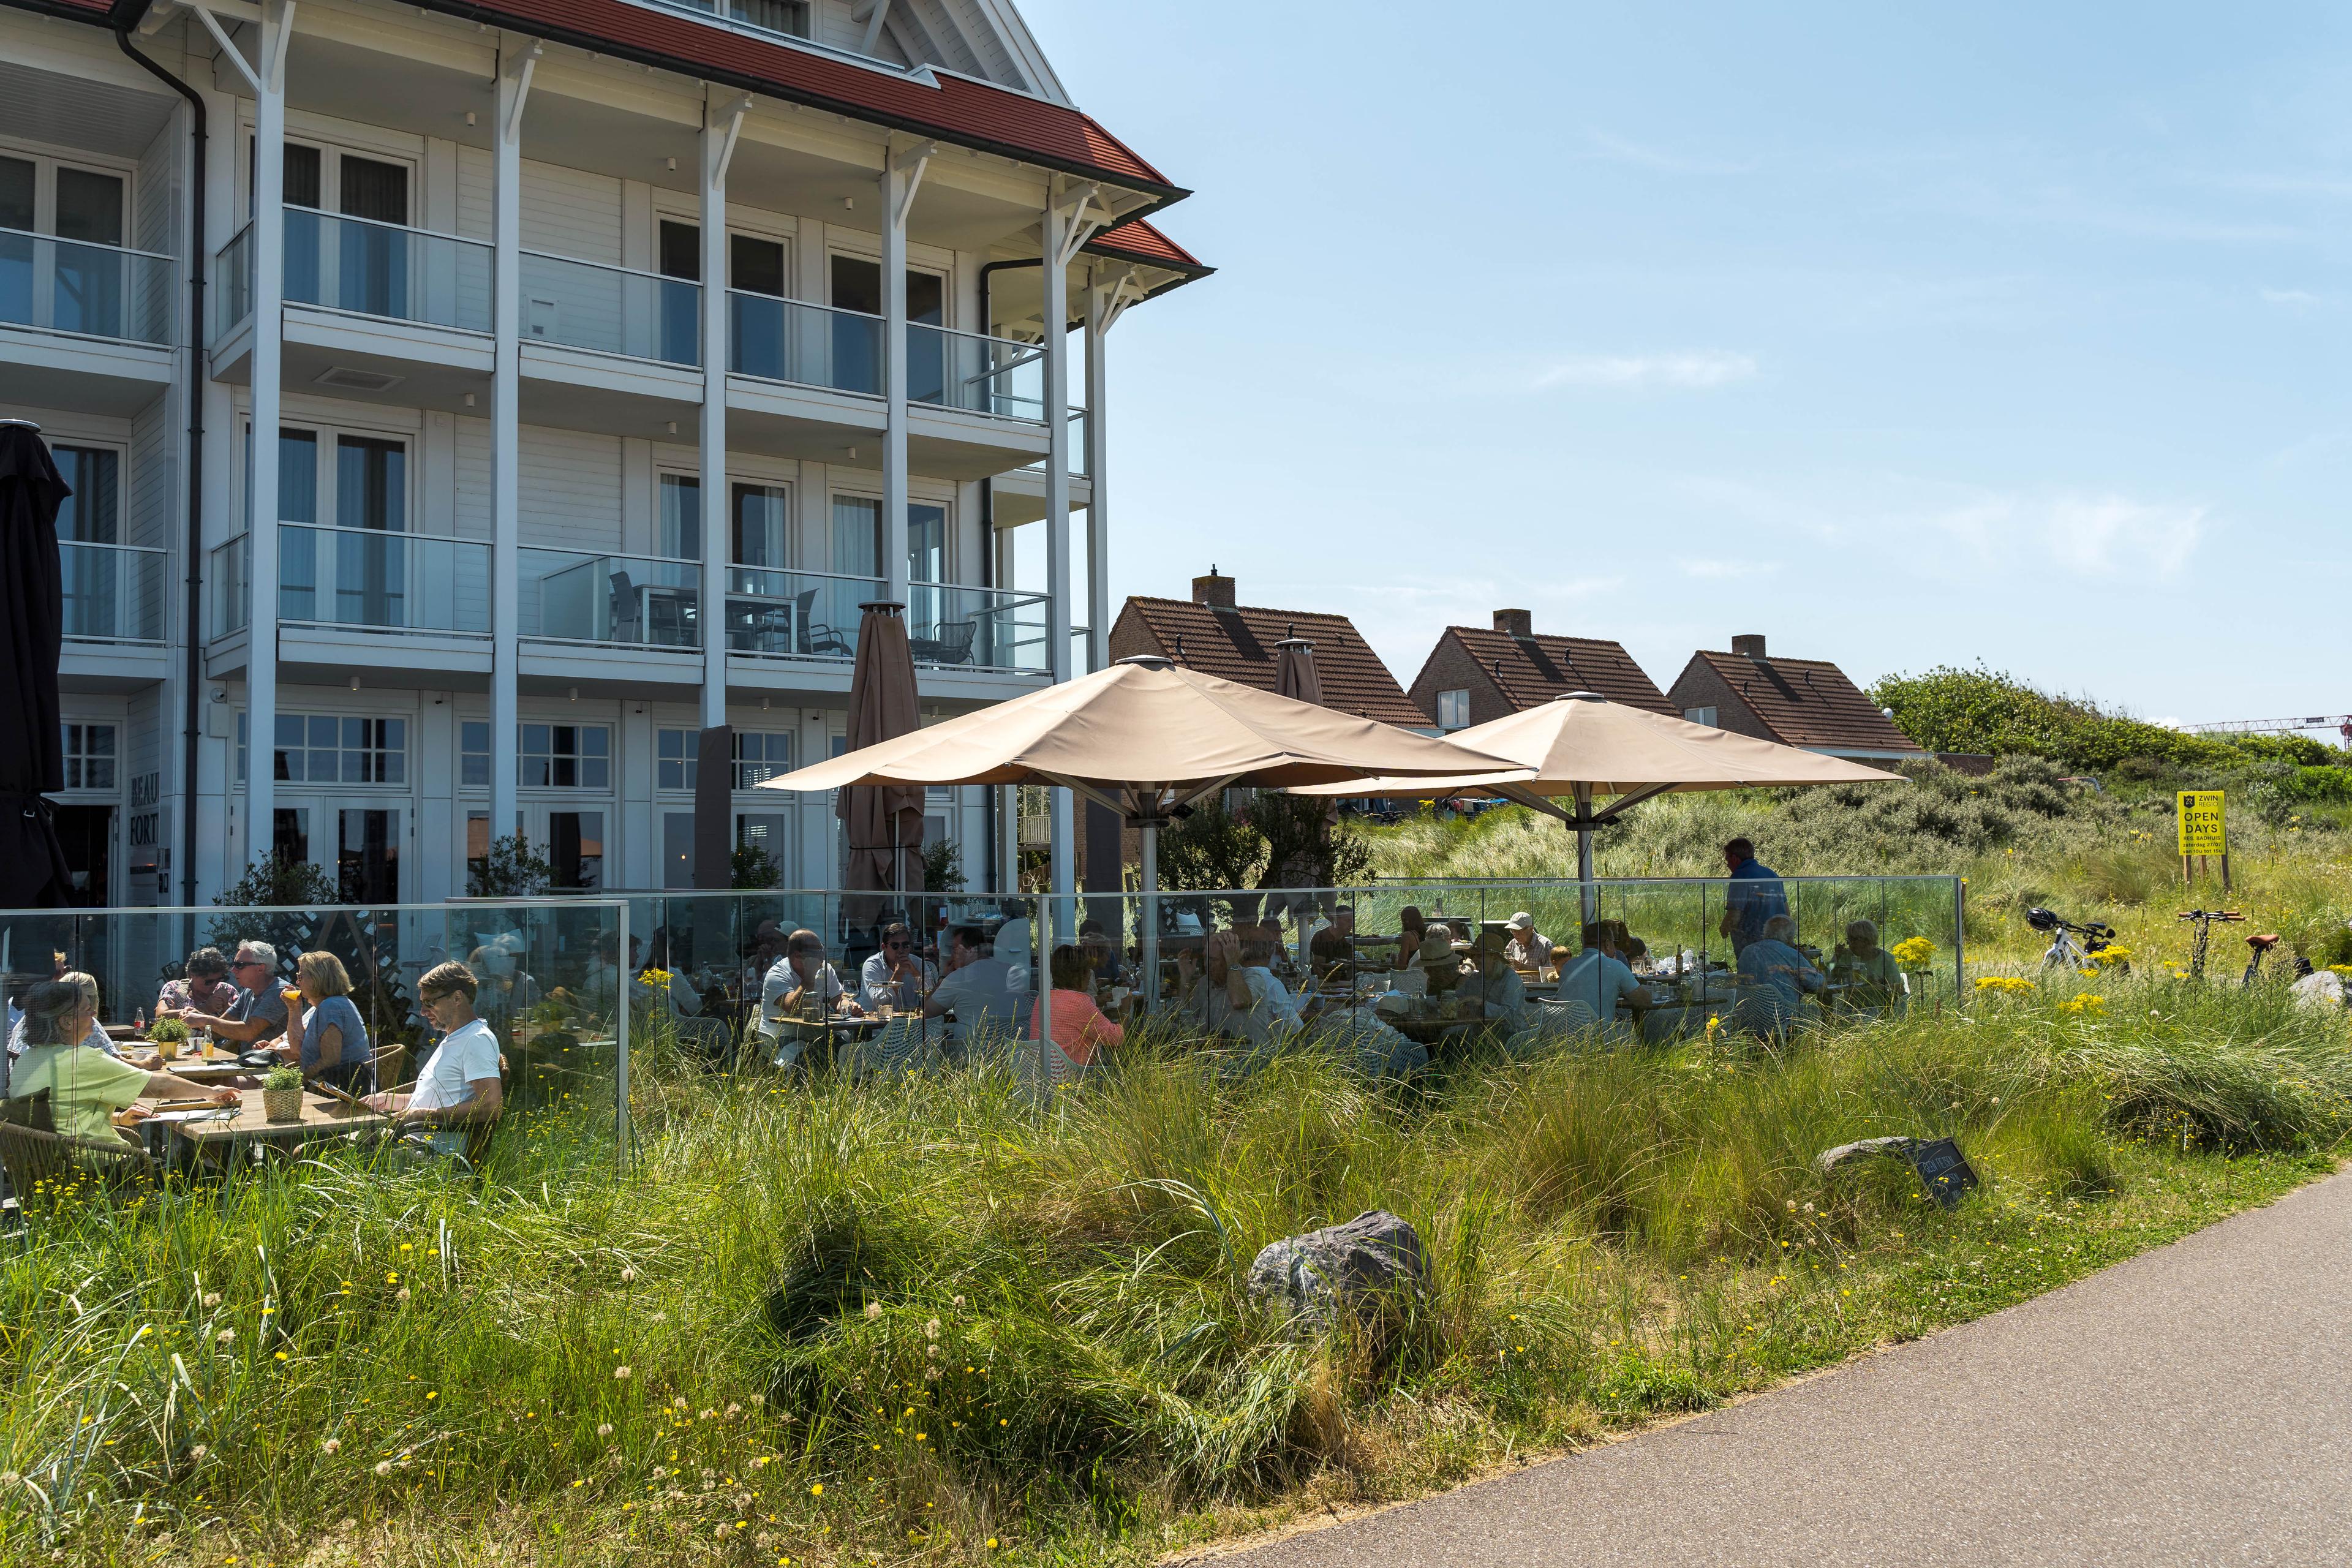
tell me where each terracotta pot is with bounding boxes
[262,1087,303,1123]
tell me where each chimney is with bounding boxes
[1731,633,1768,659]
[1192,565,1235,608]
[1493,608,1534,638]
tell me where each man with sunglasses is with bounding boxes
[172,941,290,1048]
[859,922,935,1012]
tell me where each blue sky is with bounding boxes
[1020,1,2352,730]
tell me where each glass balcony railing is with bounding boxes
[521,548,702,647]
[729,291,883,396]
[206,528,489,637]
[278,524,491,634]
[211,534,251,637]
[0,226,174,345]
[911,323,1044,422]
[907,580,1051,674]
[213,221,253,343]
[59,541,166,643]
[283,208,492,333]
[723,565,883,660]
[519,251,700,368]
[1017,407,1090,476]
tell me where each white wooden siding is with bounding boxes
[518,426,623,552]
[521,160,622,263]
[456,145,494,242]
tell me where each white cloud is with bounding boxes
[1927,491,2204,578]
[2260,287,2323,307]
[1534,352,1758,391]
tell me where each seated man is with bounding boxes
[1502,911,1553,971]
[1553,922,1657,1022]
[761,930,859,1061]
[366,962,502,1156]
[172,941,290,1049]
[1735,915,1826,1037]
[922,925,1029,1058]
[1828,919,1905,1011]
[9,972,238,1144]
[1308,904,1363,971]
[861,922,937,1012]
[1078,922,1136,990]
[157,947,238,1019]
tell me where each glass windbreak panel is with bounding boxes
[733,482,788,567]
[831,495,880,578]
[725,567,875,658]
[660,473,701,561]
[53,445,119,544]
[519,550,700,646]
[521,250,699,366]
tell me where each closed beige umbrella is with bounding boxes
[1293,690,1906,898]
[1272,637,1323,706]
[759,654,1522,1003]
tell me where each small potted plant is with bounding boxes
[148,1016,191,1063]
[261,1064,305,1123]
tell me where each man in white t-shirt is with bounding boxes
[368,960,503,1155]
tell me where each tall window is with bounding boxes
[53,445,122,639]
[733,483,788,568]
[907,502,946,584]
[60,723,117,790]
[831,495,880,579]
[1,152,128,336]
[460,721,491,789]
[660,473,701,560]
[519,724,611,790]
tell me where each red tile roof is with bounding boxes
[1114,597,1430,728]
[1088,219,1202,271]
[15,0,112,18]
[415,0,1182,196]
[1428,627,1673,715]
[1683,650,1924,753]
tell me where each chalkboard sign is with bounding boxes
[1905,1138,1980,1210]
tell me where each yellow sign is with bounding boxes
[2177,790,2226,857]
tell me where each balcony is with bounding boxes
[911,324,1043,424]
[277,524,491,635]
[724,566,885,661]
[906,581,1051,675]
[521,251,700,368]
[0,227,176,414]
[60,541,165,643]
[729,292,881,397]
[520,548,703,649]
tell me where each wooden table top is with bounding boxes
[160,1057,258,1084]
[158,1088,391,1145]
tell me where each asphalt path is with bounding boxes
[1218,1167,2352,1568]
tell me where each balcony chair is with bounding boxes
[647,589,691,647]
[608,571,643,643]
[909,619,978,667]
[796,590,853,657]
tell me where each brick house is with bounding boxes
[1408,609,1673,731]
[1106,570,1430,728]
[1667,635,1926,761]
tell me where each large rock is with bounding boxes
[1815,1135,1921,1176]
[1246,1210,1427,1329]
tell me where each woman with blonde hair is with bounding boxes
[282,951,374,1093]
[8,973,234,1144]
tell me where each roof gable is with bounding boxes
[1121,597,1428,728]
[1435,627,1673,716]
[1687,650,1923,752]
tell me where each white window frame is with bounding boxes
[244,132,418,229]
[518,722,615,793]
[1684,706,1719,728]
[0,139,134,246]
[58,721,121,795]
[237,415,417,534]
[233,710,410,789]
[1436,688,1470,731]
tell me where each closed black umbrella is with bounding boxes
[0,420,76,910]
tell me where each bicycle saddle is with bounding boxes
[2247,933,2282,952]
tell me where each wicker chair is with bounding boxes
[839,1017,940,1084]
[0,1090,156,1207]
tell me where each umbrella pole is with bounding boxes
[1574,782,1599,925]
[1139,816,1159,1015]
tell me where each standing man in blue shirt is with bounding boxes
[1719,837,1790,954]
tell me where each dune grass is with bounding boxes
[2,970,2347,1567]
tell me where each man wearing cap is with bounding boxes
[1502,912,1552,972]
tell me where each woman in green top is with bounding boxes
[9,974,235,1145]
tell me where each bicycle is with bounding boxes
[2026,907,2127,974]
[2175,908,2245,981]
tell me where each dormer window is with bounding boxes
[677,0,810,39]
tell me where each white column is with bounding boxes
[881,151,911,602]
[242,1,293,870]
[1042,193,1074,917]
[1083,267,1111,674]
[491,44,537,845]
[699,104,741,729]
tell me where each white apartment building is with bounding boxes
[4,0,1204,908]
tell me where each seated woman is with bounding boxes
[1394,906,1427,968]
[284,950,375,1093]
[8,973,235,1145]
[1735,915,1826,1037]
[1828,920,1906,1012]
[1417,923,1466,993]
[1029,945,1125,1066]
[1174,930,1243,1036]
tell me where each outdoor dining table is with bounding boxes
[156,1055,262,1085]
[771,1012,890,1072]
[138,1087,392,1169]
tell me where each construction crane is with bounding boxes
[2188,715,2352,742]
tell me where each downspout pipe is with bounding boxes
[115,20,208,908]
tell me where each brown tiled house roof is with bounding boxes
[1672,648,1924,755]
[1421,627,1673,717]
[1109,597,1429,729]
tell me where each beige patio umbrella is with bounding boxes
[1292,691,1906,897]
[757,653,1524,1003]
